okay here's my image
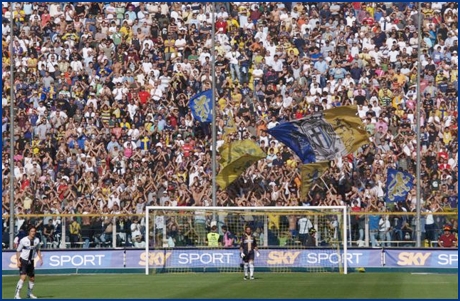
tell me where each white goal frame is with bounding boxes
[144,206,348,275]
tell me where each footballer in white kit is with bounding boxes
[15,226,43,299]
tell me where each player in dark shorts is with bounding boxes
[240,226,260,280]
[15,226,43,299]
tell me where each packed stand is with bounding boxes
[1,2,458,248]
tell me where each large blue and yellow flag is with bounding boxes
[300,161,330,199]
[216,140,266,189]
[385,168,414,203]
[189,89,213,123]
[266,106,369,164]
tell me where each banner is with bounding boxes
[385,249,458,268]
[385,168,414,202]
[189,89,213,123]
[126,249,240,268]
[266,106,369,163]
[300,161,330,199]
[216,139,266,189]
[2,249,457,271]
[125,249,383,269]
[2,250,124,270]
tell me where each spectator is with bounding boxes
[221,225,235,247]
[68,217,81,248]
[133,234,146,248]
[42,219,55,248]
[437,225,458,248]
[368,208,380,248]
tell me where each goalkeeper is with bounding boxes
[239,226,259,280]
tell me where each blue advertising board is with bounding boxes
[2,249,457,271]
[384,249,458,268]
[2,250,125,270]
[124,249,384,269]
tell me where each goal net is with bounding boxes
[144,206,348,275]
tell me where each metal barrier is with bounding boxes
[2,211,457,250]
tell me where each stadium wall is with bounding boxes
[2,248,457,275]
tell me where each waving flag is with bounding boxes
[189,89,213,123]
[216,140,266,189]
[385,168,414,203]
[266,106,369,163]
[222,110,237,138]
[300,161,330,199]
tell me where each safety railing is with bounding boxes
[2,211,457,250]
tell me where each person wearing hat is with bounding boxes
[437,225,457,248]
[159,190,170,206]
[206,225,222,247]
[451,50,458,66]
[305,227,317,247]
[133,233,146,248]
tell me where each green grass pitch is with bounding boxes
[2,273,458,299]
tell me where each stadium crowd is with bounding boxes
[1,2,458,248]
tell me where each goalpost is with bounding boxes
[144,206,348,275]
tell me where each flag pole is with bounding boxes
[415,3,422,248]
[9,1,16,249]
[211,2,217,211]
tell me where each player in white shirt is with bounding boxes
[15,226,43,299]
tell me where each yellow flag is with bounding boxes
[218,139,266,168]
[217,140,266,189]
[323,105,370,156]
[268,214,280,230]
[300,161,330,199]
